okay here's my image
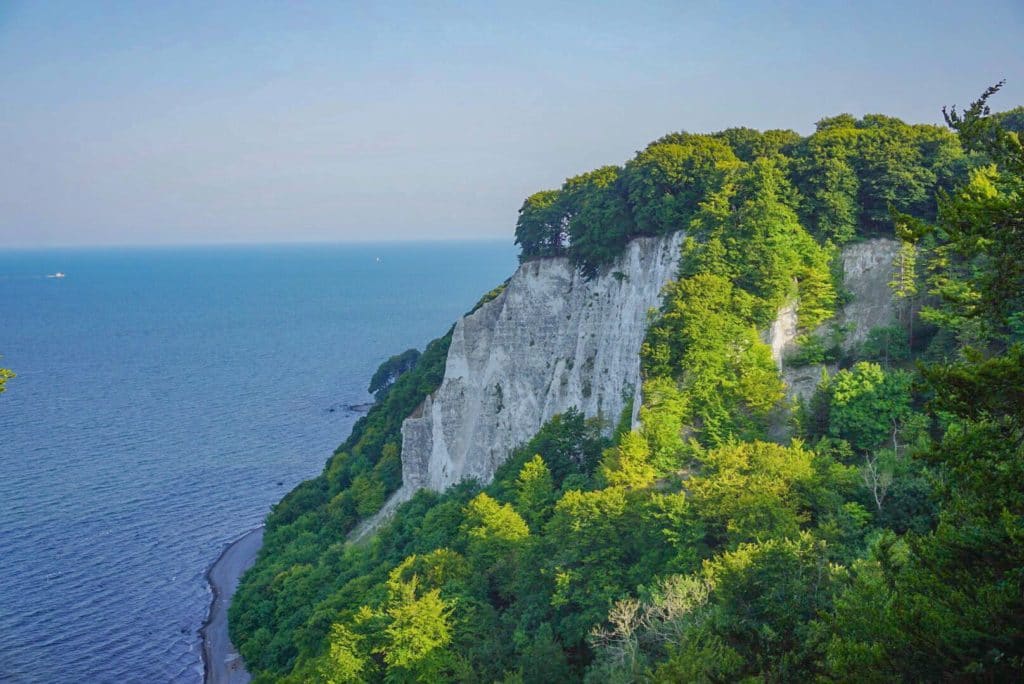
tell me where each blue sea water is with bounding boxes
[0,241,517,683]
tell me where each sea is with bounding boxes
[0,241,517,683]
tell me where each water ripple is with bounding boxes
[0,242,516,683]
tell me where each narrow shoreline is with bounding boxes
[201,526,264,684]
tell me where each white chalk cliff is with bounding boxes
[406,231,686,490]
[352,235,901,541]
[350,233,684,539]
[770,238,903,399]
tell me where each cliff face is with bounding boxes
[351,235,901,541]
[832,238,904,349]
[403,231,685,492]
[350,233,683,538]
[772,238,902,398]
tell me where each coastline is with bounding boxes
[201,527,264,684]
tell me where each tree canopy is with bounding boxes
[513,113,964,277]
[368,349,421,398]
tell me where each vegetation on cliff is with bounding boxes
[515,111,967,276]
[367,350,421,400]
[231,89,1023,681]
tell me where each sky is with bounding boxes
[1,1,1021,248]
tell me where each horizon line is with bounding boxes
[0,235,515,251]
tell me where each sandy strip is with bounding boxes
[201,527,264,684]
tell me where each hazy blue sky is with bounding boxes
[1,1,1021,247]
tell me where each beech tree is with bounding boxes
[320,623,368,683]
[381,577,454,681]
[514,190,566,260]
[561,166,635,278]
[514,455,555,529]
[461,493,530,598]
[368,349,421,398]
[624,136,739,237]
[825,362,914,453]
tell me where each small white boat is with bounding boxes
[47,272,66,279]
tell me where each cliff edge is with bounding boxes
[351,232,684,539]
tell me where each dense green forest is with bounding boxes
[514,107,968,277]
[231,88,1024,682]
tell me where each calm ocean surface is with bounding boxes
[0,241,517,683]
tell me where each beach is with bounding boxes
[201,527,264,684]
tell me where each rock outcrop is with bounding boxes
[406,231,686,490]
[352,235,901,541]
[350,233,684,539]
[772,238,903,399]
[833,238,905,350]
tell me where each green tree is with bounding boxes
[699,533,840,680]
[624,136,739,235]
[598,431,656,489]
[798,154,860,244]
[793,120,861,243]
[320,623,369,683]
[561,166,636,277]
[993,105,1024,133]
[825,362,913,453]
[822,362,921,515]
[733,157,836,326]
[854,116,939,233]
[591,534,841,682]
[544,487,644,645]
[369,349,421,398]
[910,115,1024,346]
[518,623,572,684]
[506,409,607,486]
[635,376,688,472]
[890,226,919,303]
[684,156,837,328]
[514,455,556,529]
[515,190,566,260]
[642,273,784,445]
[689,441,820,547]
[463,494,529,560]
[381,576,455,682]
[827,86,1024,681]
[350,474,387,518]
[860,326,911,367]
[714,127,801,161]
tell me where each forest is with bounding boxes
[230,87,1024,682]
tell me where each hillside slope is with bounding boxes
[230,100,1024,682]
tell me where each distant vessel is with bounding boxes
[47,272,66,278]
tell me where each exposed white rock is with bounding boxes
[834,239,904,351]
[410,232,685,491]
[351,236,901,541]
[350,233,684,540]
[768,300,799,369]
[771,238,903,401]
